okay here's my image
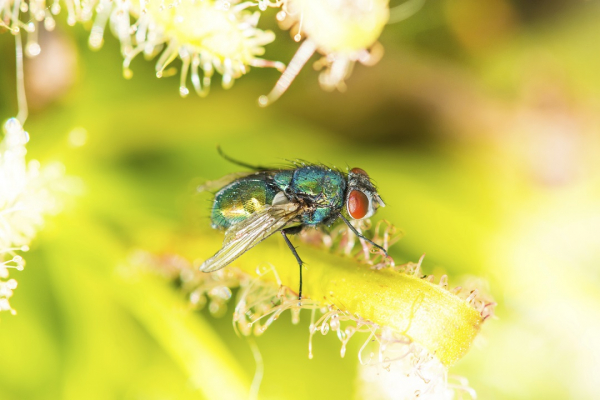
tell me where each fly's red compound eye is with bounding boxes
[350,167,369,177]
[348,190,369,219]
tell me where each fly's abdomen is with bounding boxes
[211,177,278,230]
[290,166,346,225]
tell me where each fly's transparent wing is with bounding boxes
[196,172,256,193]
[200,202,303,273]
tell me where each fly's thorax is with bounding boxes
[345,167,385,220]
[288,166,346,225]
[211,176,279,229]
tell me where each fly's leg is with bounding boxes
[280,229,304,304]
[338,213,388,257]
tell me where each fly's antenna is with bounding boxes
[339,213,388,257]
[217,146,269,171]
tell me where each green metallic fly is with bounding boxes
[200,149,387,300]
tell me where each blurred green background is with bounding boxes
[1,0,600,399]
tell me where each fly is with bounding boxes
[199,148,387,301]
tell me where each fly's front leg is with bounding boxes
[280,228,304,304]
[338,213,388,257]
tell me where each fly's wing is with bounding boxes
[199,202,303,273]
[196,172,257,193]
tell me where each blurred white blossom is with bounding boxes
[357,343,452,400]
[87,0,284,96]
[1,0,391,102]
[0,118,67,314]
[259,0,389,105]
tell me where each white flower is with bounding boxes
[0,118,66,314]
[0,0,62,56]
[2,0,390,102]
[259,0,389,105]
[356,333,455,400]
[88,0,285,96]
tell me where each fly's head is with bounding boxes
[346,167,385,220]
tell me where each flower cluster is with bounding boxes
[0,118,66,314]
[128,219,494,399]
[0,0,61,56]
[259,0,389,105]
[1,0,390,102]
[91,0,285,97]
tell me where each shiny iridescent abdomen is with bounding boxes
[211,174,279,230]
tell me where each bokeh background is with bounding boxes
[1,0,600,399]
